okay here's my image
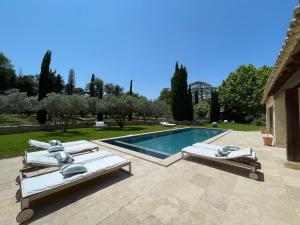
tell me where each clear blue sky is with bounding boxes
[0,0,298,98]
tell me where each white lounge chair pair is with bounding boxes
[16,140,132,223]
[160,121,176,127]
[182,143,260,180]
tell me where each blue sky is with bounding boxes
[0,0,298,98]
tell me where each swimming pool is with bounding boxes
[104,128,225,159]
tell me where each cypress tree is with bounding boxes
[194,91,199,104]
[170,62,188,121]
[95,77,104,121]
[186,85,193,121]
[89,74,96,97]
[66,69,75,95]
[128,80,133,121]
[210,90,220,122]
[37,50,51,124]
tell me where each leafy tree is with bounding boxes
[0,95,8,114]
[218,64,272,123]
[136,97,152,120]
[170,62,188,121]
[37,50,52,124]
[158,88,171,105]
[4,89,38,114]
[194,101,209,120]
[87,97,98,116]
[186,85,193,121]
[0,52,16,92]
[15,75,37,96]
[73,87,85,95]
[66,69,75,95]
[53,74,64,93]
[40,93,88,132]
[151,100,170,120]
[97,94,134,128]
[210,90,220,122]
[104,83,124,96]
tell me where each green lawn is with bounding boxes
[0,123,260,159]
[0,114,37,126]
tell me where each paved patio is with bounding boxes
[0,131,300,225]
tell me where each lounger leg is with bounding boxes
[21,198,29,210]
[129,163,132,174]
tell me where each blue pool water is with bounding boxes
[105,128,225,159]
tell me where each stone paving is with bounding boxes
[0,131,300,225]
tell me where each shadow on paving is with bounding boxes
[184,156,265,182]
[23,170,132,224]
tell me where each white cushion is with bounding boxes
[60,164,87,176]
[48,145,64,152]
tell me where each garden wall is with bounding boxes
[0,120,208,135]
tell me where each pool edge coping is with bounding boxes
[93,127,232,167]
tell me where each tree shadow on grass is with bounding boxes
[23,170,132,224]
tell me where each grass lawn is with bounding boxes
[0,123,260,159]
[0,114,37,126]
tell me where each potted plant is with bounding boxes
[262,133,273,146]
[260,127,266,134]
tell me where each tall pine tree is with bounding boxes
[37,50,51,124]
[170,62,188,121]
[89,74,96,97]
[66,69,75,95]
[186,85,193,121]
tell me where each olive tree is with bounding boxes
[41,93,88,132]
[0,95,8,114]
[151,100,170,120]
[97,94,134,129]
[135,97,152,120]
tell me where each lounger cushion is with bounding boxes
[182,146,254,160]
[60,164,87,176]
[49,140,62,146]
[28,140,51,149]
[21,154,129,197]
[223,145,239,151]
[48,145,64,152]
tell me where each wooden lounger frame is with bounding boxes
[181,150,260,180]
[16,161,132,223]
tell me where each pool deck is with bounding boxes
[0,131,300,224]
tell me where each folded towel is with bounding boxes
[60,163,87,176]
[48,145,64,152]
[223,145,239,151]
[49,140,62,146]
[215,148,230,157]
[51,151,73,163]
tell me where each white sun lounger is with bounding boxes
[181,143,260,180]
[28,139,98,152]
[160,122,176,127]
[26,150,113,167]
[15,154,132,224]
